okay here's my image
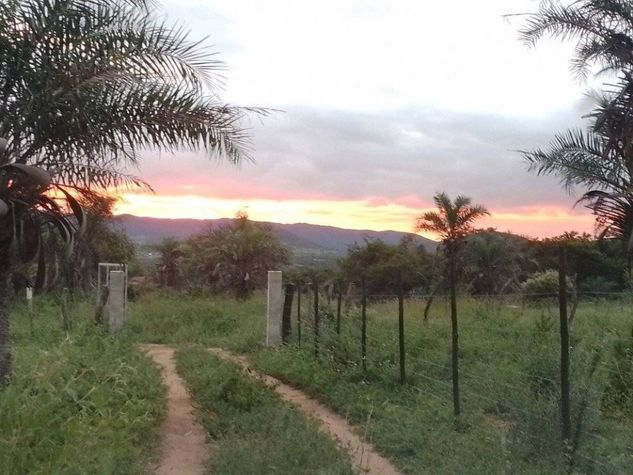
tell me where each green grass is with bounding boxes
[176,347,354,475]
[249,295,633,474]
[122,290,633,472]
[0,295,164,475]
[8,289,631,474]
[125,290,265,352]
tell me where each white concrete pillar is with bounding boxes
[266,271,283,346]
[107,270,126,333]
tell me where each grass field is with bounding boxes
[177,347,354,474]
[252,294,633,474]
[3,289,632,474]
[128,290,633,474]
[0,295,164,475]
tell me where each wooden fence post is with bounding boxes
[361,277,367,372]
[282,284,295,343]
[398,287,406,384]
[296,282,302,344]
[313,280,320,359]
[559,247,572,444]
[336,284,342,335]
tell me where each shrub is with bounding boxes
[522,270,573,301]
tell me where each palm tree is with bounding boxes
[517,1,633,261]
[0,0,261,384]
[156,238,184,288]
[0,0,258,184]
[415,192,488,419]
[185,213,289,298]
[464,231,527,295]
[0,140,84,385]
[518,0,633,78]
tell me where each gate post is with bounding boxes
[266,271,283,346]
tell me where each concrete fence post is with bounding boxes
[107,270,126,333]
[266,271,283,346]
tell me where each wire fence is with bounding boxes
[273,281,633,473]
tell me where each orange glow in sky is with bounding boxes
[113,192,595,240]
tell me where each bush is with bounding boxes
[602,327,633,416]
[0,302,164,474]
[522,270,573,301]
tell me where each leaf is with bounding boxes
[2,164,51,186]
[57,186,87,235]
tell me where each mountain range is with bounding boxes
[114,214,437,265]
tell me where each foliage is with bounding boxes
[529,232,626,290]
[183,213,289,298]
[415,192,489,258]
[0,0,258,187]
[603,327,633,417]
[0,149,84,383]
[250,295,633,474]
[0,297,164,473]
[415,192,488,418]
[126,290,266,353]
[518,1,633,258]
[521,269,569,300]
[339,238,428,295]
[177,348,354,474]
[0,0,259,383]
[463,230,530,295]
[155,238,184,288]
[70,193,135,290]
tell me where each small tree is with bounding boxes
[155,238,184,288]
[185,213,288,298]
[340,239,394,371]
[340,238,425,375]
[69,193,135,291]
[416,192,488,420]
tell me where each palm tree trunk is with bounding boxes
[449,254,460,418]
[0,246,11,387]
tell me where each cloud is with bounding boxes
[135,103,589,212]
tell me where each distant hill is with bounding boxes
[113,215,437,261]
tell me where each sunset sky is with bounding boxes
[114,0,601,238]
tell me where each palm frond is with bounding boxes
[522,128,627,192]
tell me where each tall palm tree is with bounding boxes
[0,0,261,384]
[0,139,84,385]
[0,0,258,183]
[415,192,488,419]
[517,0,633,260]
[156,238,184,288]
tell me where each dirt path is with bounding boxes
[139,344,209,475]
[208,348,401,475]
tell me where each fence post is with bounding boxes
[313,280,319,358]
[398,287,406,384]
[559,247,572,444]
[107,271,126,333]
[266,271,283,346]
[26,286,34,335]
[61,287,71,331]
[361,277,367,372]
[336,284,342,335]
[296,282,302,344]
[282,283,295,343]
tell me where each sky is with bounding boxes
[114,0,602,239]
